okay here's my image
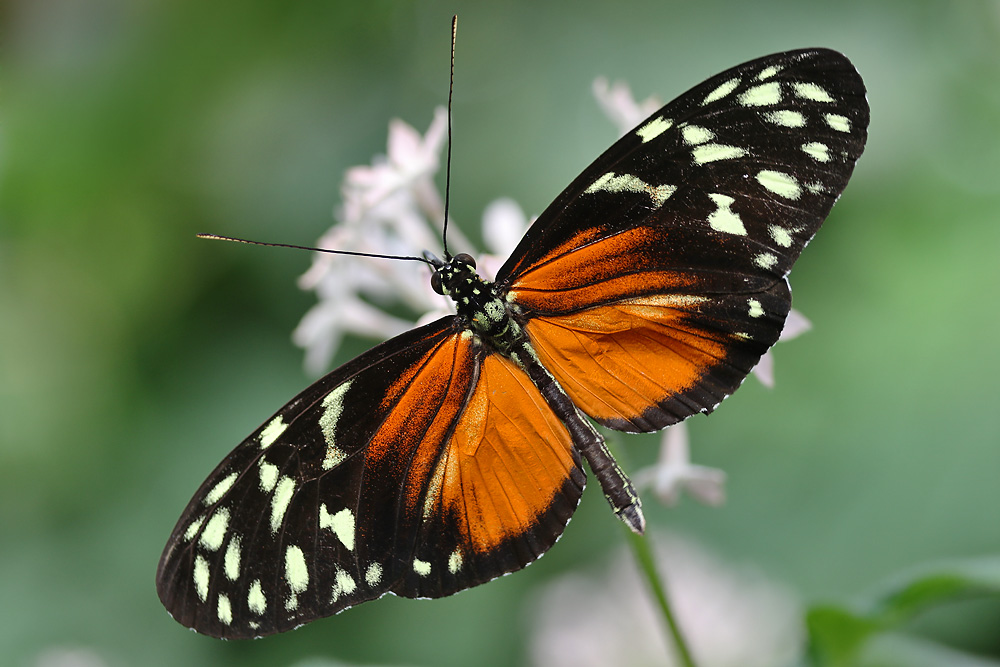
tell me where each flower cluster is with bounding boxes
[293,107,528,375]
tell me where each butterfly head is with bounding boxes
[425,251,479,297]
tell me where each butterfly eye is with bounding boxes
[453,253,476,270]
[430,271,444,295]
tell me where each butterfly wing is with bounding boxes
[156,318,584,638]
[496,48,869,431]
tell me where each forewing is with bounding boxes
[496,49,868,431]
[156,319,584,639]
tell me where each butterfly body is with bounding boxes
[158,48,869,638]
[427,251,521,349]
[428,250,647,531]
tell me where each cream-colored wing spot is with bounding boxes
[756,170,802,200]
[259,416,288,449]
[636,116,672,142]
[269,476,296,534]
[707,194,747,236]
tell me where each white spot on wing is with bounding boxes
[763,110,805,128]
[738,81,781,106]
[258,461,278,493]
[284,544,308,610]
[320,381,352,470]
[702,77,740,105]
[801,141,830,162]
[793,81,835,103]
[584,172,676,208]
[748,299,765,318]
[691,144,747,164]
[203,472,238,506]
[183,515,205,541]
[707,194,747,236]
[248,579,266,615]
[825,113,851,132]
[199,508,230,551]
[322,445,347,470]
[193,555,210,602]
[285,545,309,592]
[619,294,710,309]
[422,454,448,521]
[224,536,241,581]
[319,504,356,551]
[681,124,714,145]
[259,416,288,449]
[413,559,431,576]
[331,568,357,602]
[636,116,672,142]
[755,252,778,269]
[448,549,463,574]
[757,64,784,80]
[217,593,233,625]
[365,563,383,587]
[756,170,802,200]
[270,476,296,534]
[769,225,794,248]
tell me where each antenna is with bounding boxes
[196,234,431,265]
[441,14,457,259]
[197,16,462,271]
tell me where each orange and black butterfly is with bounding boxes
[157,47,868,638]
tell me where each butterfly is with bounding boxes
[157,47,869,638]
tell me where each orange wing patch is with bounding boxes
[424,353,578,554]
[510,226,698,313]
[524,294,732,431]
[364,332,478,518]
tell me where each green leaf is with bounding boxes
[870,557,1000,625]
[805,557,1000,666]
[805,605,882,667]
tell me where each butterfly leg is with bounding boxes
[516,345,646,535]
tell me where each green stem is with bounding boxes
[625,526,697,667]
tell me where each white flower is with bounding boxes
[294,109,532,373]
[294,109,452,374]
[529,534,803,667]
[592,77,663,136]
[634,423,727,507]
[752,308,812,388]
[476,197,530,280]
[340,108,448,232]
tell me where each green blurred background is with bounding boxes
[2,1,999,665]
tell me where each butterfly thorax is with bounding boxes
[428,252,521,354]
